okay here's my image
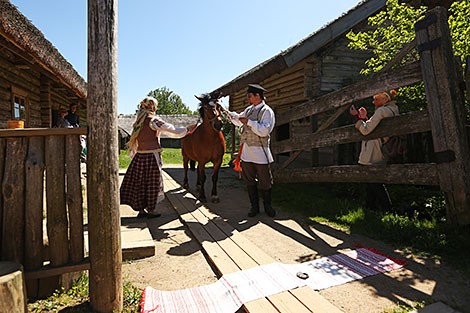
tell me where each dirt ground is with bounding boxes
[120,164,470,313]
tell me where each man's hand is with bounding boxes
[349,105,358,116]
[239,117,248,124]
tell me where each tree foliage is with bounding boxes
[147,87,193,114]
[346,0,470,111]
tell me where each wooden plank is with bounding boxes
[65,135,84,264]
[416,8,470,224]
[276,61,422,125]
[163,172,342,313]
[272,110,430,154]
[163,179,279,313]
[0,127,87,137]
[274,164,438,185]
[24,137,45,271]
[0,262,27,313]
[0,139,4,258]
[45,135,69,266]
[24,258,90,280]
[1,138,27,264]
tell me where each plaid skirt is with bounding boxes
[120,152,164,212]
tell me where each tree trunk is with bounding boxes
[88,0,122,312]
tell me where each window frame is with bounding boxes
[11,86,30,127]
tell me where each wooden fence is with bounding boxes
[0,127,89,297]
[272,7,470,225]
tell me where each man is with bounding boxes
[65,103,80,127]
[227,84,276,217]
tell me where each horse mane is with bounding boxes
[198,104,205,118]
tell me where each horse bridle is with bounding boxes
[204,100,224,131]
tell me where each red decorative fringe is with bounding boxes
[354,244,407,266]
[233,144,244,173]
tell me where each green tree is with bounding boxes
[346,0,470,111]
[147,87,193,114]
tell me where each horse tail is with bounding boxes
[190,160,196,171]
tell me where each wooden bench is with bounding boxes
[162,170,343,313]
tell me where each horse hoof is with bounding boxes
[211,196,220,203]
[183,183,189,189]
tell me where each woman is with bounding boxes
[350,90,399,212]
[120,97,191,218]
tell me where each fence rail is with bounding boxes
[271,7,470,225]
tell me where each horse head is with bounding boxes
[195,92,224,132]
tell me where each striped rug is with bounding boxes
[140,246,406,313]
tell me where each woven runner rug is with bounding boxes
[140,246,406,313]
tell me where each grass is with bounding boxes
[28,273,142,313]
[119,148,232,169]
[273,181,470,273]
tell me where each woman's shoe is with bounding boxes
[137,211,148,218]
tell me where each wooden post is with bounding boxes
[88,0,122,312]
[45,135,69,266]
[0,262,27,313]
[24,137,45,271]
[1,138,27,264]
[415,7,470,224]
[65,135,84,264]
[0,138,5,258]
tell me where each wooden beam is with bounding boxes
[416,8,470,225]
[274,163,439,185]
[272,110,430,154]
[276,61,422,125]
[25,258,90,280]
[379,39,417,73]
[0,128,87,137]
[87,0,122,312]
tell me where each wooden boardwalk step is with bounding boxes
[162,170,342,313]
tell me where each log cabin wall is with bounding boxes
[0,47,87,128]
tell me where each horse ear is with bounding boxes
[195,95,204,101]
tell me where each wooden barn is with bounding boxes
[0,0,87,129]
[118,114,199,149]
[213,0,454,168]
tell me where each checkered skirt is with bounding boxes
[120,152,164,212]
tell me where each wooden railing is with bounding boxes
[0,127,88,297]
[272,7,470,225]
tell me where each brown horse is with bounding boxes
[181,92,226,203]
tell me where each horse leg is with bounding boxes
[197,163,207,202]
[183,155,189,189]
[211,158,222,203]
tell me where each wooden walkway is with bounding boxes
[162,170,343,313]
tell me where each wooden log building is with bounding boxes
[213,0,454,167]
[0,0,87,129]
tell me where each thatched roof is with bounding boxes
[118,114,199,139]
[212,0,387,96]
[0,0,87,99]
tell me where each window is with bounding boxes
[11,86,29,127]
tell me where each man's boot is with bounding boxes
[247,185,259,217]
[262,189,276,217]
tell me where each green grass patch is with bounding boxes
[119,148,232,169]
[272,182,470,273]
[28,273,142,312]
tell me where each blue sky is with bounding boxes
[10,0,361,114]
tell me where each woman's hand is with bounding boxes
[349,105,358,116]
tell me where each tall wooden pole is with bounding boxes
[87,0,122,312]
[415,7,470,225]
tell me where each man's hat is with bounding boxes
[246,84,267,95]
